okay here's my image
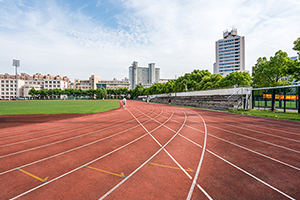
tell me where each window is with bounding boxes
[6,88,9,91]
[53,81,56,84]
[1,80,4,83]
[45,85,48,87]
[10,85,13,87]
[1,85,3,87]
[10,80,13,83]
[10,88,13,91]
[45,81,48,83]
[6,85,8,87]
[49,81,52,84]
[53,85,56,88]
[57,81,60,84]
[37,82,40,84]
[6,81,9,83]
[1,88,3,91]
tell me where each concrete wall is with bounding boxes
[149,94,248,110]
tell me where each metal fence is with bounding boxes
[252,85,300,113]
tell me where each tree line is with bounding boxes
[28,37,299,100]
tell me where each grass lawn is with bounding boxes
[0,100,120,115]
[224,109,300,121]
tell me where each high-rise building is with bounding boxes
[128,61,160,89]
[214,28,245,76]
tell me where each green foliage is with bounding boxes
[218,71,251,88]
[252,50,293,88]
[293,37,300,56]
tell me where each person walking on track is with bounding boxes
[122,97,126,109]
[168,98,171,106]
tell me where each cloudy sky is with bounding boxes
[0,0,300,81]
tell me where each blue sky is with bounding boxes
[0,0,300,81]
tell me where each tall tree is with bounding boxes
[218,71,251,88]
[288,37,300,81]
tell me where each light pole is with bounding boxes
[13,59,20,99]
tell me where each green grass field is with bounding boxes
[0,100,120,115]
[225,109,300,121]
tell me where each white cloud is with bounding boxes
[0,0,300,82]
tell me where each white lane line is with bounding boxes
[99,107,187,200]
[193,117,300,142]
[130,107,213,200]
[0,108,121,136]
[181,135,296,200]
[0,108,163,176]
[0,107,155,159]
[0,107,148,147]
[9,106,173,200]
[208,125,300,154]
[0,107,143,141]
[152,112,300,171]
[186,110,208,200]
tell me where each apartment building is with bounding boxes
[74,75,101,90]
[96,78,130,90]
[0,73,70,99]
[214,28,245,76]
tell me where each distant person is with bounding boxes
[122,97,126,109]
[147,97,149,104]
[168,98,171,106]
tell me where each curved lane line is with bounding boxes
[180,135,296,200]
[0,107,154,158]
[129,107,213,200]
[98,107,187,200]
[9,106,173,199]
[0,106,147,141]
[186,110,208,200]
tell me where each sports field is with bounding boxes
[0,100,120,115]
[0,100,299,199]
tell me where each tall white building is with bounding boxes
[129,61,160,89]
[214,28,245,76]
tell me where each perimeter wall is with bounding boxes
[139,87,252,110]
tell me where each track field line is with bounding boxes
[186,110,208,200]
[203,111,300,130]
[0,106,147,141]
[132,107,211,200]
[9,105,174,199]
[0,107,148,147]
[155,111,300,171]
[98,107,191,200]
[179,134,296,200]
[207,125,300,154]
[132,107,212,200]
[0,107,122,135]
[0,107,156,159]
[159,112,300,154]
[0,107,163,175]
[199,116,300,138]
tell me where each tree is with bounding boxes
[252,50,293,110]
[288,37,300,81]
[28,88,37,99]
[252,50,292,88]
[218,71,251,88]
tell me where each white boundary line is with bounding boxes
[99,107,187,200]
[0,107,154,159]
[9,106,173,199]
[0,106,145,141]
[0,107,163,176]
[153,112,300,171]
[186,110,208,200]
[130,107,213,200]
[180,135,296,200]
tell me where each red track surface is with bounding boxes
[0,100,299,200]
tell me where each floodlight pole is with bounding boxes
[13,59,20,99]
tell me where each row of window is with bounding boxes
[1,84,17,88]
[219,65,240,69]
[220,62,240,66]
[220,68,240,72]
[219,38,240,44]
[1,92,16,95]
[219,48,240,53]
[220,52,240,56]
[220,58,240,63]
[219,55,240,59]
[219,45,240,50]
[219,41,240,47]
[1,80,16,83]
[1,88,16,91]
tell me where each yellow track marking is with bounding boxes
[17,168,48,182]
[147,162,195,172]
[85,166,126,178]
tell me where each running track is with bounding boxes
[0,100,299,199]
